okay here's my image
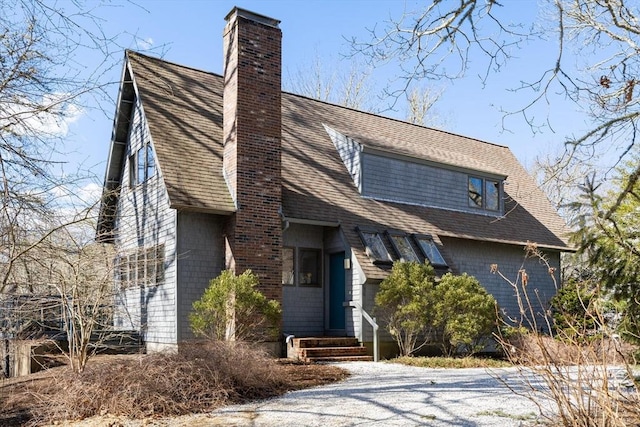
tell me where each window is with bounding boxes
[128,153,136,189]
[117,244,165,289]
[130,143,156,187]
[468,176,483,208]
[485,179,499,211]
[413,234,447,267]
[299,248,321,286]
[357,228,393,264]
[468,176,500,211]
[282,247,295,285]
[387,231,419,262]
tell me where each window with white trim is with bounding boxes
[116,244,165,289]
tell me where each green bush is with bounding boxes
[190,270,281,341]
[374,261,437,356]
[550,279,597,342]
[433,273,498,356]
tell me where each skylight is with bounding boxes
[413,234,447,267]
[357,228,392,264]
[387,231,419,263]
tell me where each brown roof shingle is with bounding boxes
[124,52,571,280]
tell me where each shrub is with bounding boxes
[190,270,281,341]
[374,261,437,356]
[550,279,598,342]
[433,273,498,356]
[33,342,289,422]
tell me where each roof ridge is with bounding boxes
[280,91,510,150]
[126,49,224,79]
[126,50,510,151]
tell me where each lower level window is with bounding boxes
[281,247,322,287]
[282,247,295,285]
[299,248,321,286]
[116,244,165,288]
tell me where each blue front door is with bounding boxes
[329,252,346,330]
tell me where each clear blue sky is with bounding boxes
[67,0,588,189]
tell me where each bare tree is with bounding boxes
[285,53,380,112]
[352,1,640,181]
[0,1,161,375]
[0,1,168,294]
[404,85,443,127]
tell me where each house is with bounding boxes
[97,7,570,356]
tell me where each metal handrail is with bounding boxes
[346,300,379,362]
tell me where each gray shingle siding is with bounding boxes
[175,212,226,341]
[324,124,362,191]
[113,98,178,350]
[362,153,500,215]
[442,237,560,330]
[282,224,324,336]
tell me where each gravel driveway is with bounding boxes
[191,362,550,426]
[68,361,553,426]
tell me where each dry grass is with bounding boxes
[505,333,635,366]
[390,355,512,369]
[500,332,640,426]
[0,342,349,426]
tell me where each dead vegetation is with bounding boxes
[0,342,349,426]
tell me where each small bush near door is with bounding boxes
[189,270,281,342]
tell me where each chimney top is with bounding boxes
[224,7,280,28]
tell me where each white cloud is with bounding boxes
[136,37,154,50]
[0,93,84,138]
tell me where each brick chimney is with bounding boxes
[222,8,283,306]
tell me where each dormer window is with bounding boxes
[468,176,500,211]
[357,228,392,264]
[413,234,447,267]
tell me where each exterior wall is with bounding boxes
[362,153,501,215]
[348,254,366,342]
[176,212,226,341]
[113,97,178,350]
[282,223,324,336]
[441,237,560,330]
[358,239,560,355]
[324,125,362,191]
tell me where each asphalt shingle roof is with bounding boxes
[124,51,571,280]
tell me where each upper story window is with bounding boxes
[130,143,156,188]
[468,176,500,211]
[357,228,393,264]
